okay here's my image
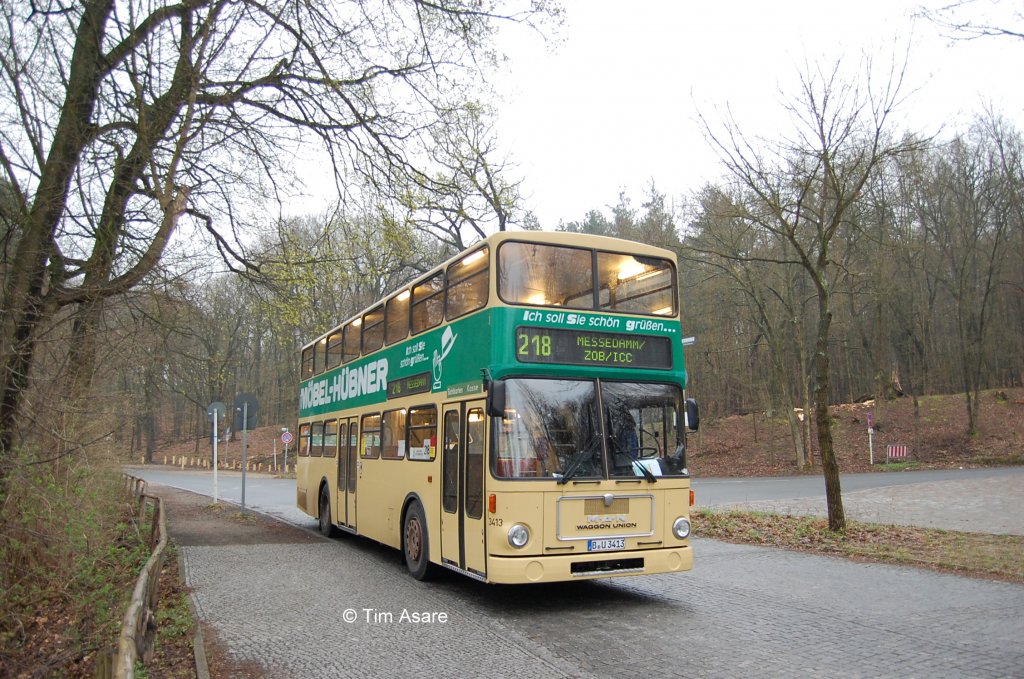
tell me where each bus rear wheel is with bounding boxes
[403,501,434,581]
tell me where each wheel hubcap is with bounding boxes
[406,516,422,561]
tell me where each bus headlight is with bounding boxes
[672,517,691,540]
[507,523,530,548]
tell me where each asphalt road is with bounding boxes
[134,467,1024,677]
[693,466,1024,504]
[694,466,1024,535]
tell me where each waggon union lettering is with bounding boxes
[576,521,639,531]
[301,358,388,410]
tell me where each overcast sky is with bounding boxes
[492,0,1024,228]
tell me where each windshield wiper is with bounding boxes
[557,451,587,484]
[630,458,657,483]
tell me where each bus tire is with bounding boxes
[318,485,338,538]
[403,501,434,581]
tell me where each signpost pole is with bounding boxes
[240,401,248,514]
[213,411,219,503]
[207,402,226,505]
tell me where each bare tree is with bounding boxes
[686,184,813,468]
[394,102,524,250]
[911,116,1019,434]
[919,1,1024,41]
[0,0,555,484]
[698,59,918,531]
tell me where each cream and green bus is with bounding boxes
[296,231,700,584]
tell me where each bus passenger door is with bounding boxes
[338,417,357,529]
[440,407,461,566]
[441,401,487,577]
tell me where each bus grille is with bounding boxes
[583,497,629,514]
[571,557,644,576]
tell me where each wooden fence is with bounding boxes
[94,476,169,679]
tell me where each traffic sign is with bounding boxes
[281,431,293,445]
[233,393,259,431]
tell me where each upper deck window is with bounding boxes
[498,241,676,316]
[386,290,411,345]
[498,242,594,308]
[446,247,489,320]
[342,319,361,363]
[325,330,343,370]
[411,271,444,335]
[315,338,328,375]
[301,347,315,380]
[596,253,675,316]
[362,304,385,354]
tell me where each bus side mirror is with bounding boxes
[487,380,506,418]
[685,398,700,432]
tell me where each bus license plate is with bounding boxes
[588,538,625,552]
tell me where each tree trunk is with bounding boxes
[813,295,846,531]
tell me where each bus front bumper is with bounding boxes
[485,545,693,584]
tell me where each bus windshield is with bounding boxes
[493,378,687,480]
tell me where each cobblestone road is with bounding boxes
[160,486,1024,678]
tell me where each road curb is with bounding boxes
[175,532,211,679]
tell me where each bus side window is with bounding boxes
[381,409,406,459]
[298,423,311,457]
[465,407,485,519]
[407,406,436,461]
[310,421,324,457]
[385,290,410,345]
[411,271,444,335]
[447,247,489,320]
[323,419,338,458]
[301,347,314,380]
[360,413,381,459]
[325,330,343,370]
[315,338,327,375]
[342,319,360,363]
[362,305,384,354]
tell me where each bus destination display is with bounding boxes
[515,326,672,370]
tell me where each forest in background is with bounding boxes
[4,108,1021,474]
[0,1,1020,484]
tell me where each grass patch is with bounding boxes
[143,543,197,679]
[229,511,256,524]
[970,453,1024,466]
[693,508,1024,583]
[872,461,924,471]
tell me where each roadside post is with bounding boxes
[233,394,259,514]
[281,428,293,473]
[867,411,875,465]
[206,401,226,504]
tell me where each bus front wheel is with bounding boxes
[318,486,338,538]
[403,501,434,581]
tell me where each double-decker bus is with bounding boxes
[296,231,699,583]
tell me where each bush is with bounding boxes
[0,450,148,676]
